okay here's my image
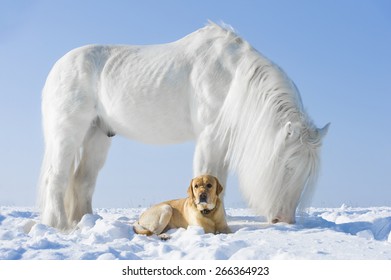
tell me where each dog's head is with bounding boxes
[187,175,223,212]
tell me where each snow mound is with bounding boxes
[1,206,391,260]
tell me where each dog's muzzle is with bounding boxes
[199,193,208,203]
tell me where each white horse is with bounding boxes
[39,22,329,230]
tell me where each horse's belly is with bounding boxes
[101,91,195,144]
[97,45,205,144]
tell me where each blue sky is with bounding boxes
[0,0,390,208]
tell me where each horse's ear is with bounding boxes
[318,123,330,139]
[285,122,294,138]
[187,179,195,200]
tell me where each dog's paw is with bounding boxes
[158,233,171,241]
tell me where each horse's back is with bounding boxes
[42,24,241,144]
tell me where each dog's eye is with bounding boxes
[194,184,199,189]
[206,184,212,189]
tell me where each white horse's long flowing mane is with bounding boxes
[214,40,327,222]
[38,22,328,230]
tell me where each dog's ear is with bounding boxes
[187,179,195,200]
[215,177,223,196]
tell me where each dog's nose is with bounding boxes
[199,193,207,203]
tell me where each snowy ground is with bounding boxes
[1,205,391,260]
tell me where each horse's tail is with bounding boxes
[37,147,50,214]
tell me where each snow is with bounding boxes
[1,205,391,260]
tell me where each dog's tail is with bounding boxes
[133,221,153,236]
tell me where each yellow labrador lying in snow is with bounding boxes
[133,175,231,239]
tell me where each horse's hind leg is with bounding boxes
[64,123,111,227]
[39,116,94,230]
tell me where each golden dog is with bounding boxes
[133,175,231,239]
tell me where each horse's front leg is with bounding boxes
[193,126,229,194]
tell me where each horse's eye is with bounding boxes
[206,184,212,189]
